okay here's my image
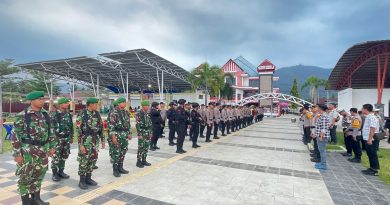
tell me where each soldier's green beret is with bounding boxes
[141,100,150,106]
[113,100,119,107]
[116,97,126,105]
[26,91,44,100]
[86,97,99,104]
[57,97,70,105]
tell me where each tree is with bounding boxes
[28,71,61,95]
[0,59,20,153]
[189,62,225,104]
[289,78,300,109]
[301,76,328,104]
[220,82,234,100]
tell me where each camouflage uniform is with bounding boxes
[76,109,103,176]
[12,106,55,196]
[135,109,152,164]
[51,109,73,171]
[108,107,131,167]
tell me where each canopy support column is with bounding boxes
[120,70,126,98]
[90,73,97,97]
[161,71,164,102]
[377,55,388,105]
[156,69,161,102]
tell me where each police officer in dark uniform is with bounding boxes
[167,102,177,146]
[191,103,201,148]
[185,102,192,139]
[150,102,162,151]
[175,99,189,153]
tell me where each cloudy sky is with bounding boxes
[0,0,389,70]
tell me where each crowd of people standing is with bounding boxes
[300,103,382,175]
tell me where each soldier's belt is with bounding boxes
[21,138,48,146]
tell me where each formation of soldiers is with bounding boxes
[11,91,265,205]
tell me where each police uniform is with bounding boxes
[150,102,163,151]
[12,91,55,205]
[220,106,228,136]
[175,99,188,153]
[199,105,206,138]
[108,97,132,177]
[191,103,201,148]
[51,97,73,182]
[167,102,177,145]
[76,97,104,189]
[205,104,214,142]
[213,104,221,139]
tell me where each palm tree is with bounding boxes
[301,76,328,104]
[189,62,226,104]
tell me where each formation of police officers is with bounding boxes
[11,91,265,205]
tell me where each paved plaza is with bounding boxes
[1,117,390,205]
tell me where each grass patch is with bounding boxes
[361,148,390,186]
[326,144,344,151]
[325,131,345,150]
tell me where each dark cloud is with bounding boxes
[0,0,389,69]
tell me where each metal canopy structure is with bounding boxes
[16,49,192,96]
[328,40,390,90]
[237,93,312,106]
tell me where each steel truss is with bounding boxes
[237,93,312,106]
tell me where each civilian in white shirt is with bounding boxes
[328,103,340,145]
[361,104,380,176]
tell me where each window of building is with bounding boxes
[249,79,259,87]
[225,76,236,85]
[198,95,203,99]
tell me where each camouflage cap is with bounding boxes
[141,100,150,106]
[57,97,70,105]
[26,91,44,100]
[86,97,99,104]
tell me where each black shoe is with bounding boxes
[21,195,31,205]
[161,135,166,138]
[154,145,160,149]
[78,176,88,189]
[93,165,98,169]
[361,168,372,174]
[213,137,220,139]
[58,168,70,179]
[169,142,176,146]
[227,132,231,134]
[195,144,201,148]
[85,174,98,186]
[192,144,201,148]
[205,139,212,143]
[118,163,129,174]
[31,191,49,205]
[142,159,151,166]
[310,158,320,163]
[176,149,186,154]
[363,169,379,176]
[52,169,60,182]
[113,164,121,177]
[150,146,156,151]
[222,134,227,136]
[342,152,352,157]
[136,160,144,168]
[200,135,205,138]
[348,158,361,163]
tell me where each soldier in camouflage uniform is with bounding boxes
[12,91,55,205]
[76,97,104,189]
[51,97,73,182]
[135,100,152,168]
[108,97,132,177]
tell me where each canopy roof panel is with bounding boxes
[328,40,390,90]
[16,49,192,93]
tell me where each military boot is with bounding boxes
[79,176,88,189]
[142,158,151,166]
[118,163,129,174]
[21,194,31,205]
[51,169,60,182]
[113,164,121,177]
[85,173,98,186]
[31,191,49,205]
[136,160,144,168]
[58,168,70,179]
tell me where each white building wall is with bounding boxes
[242,77,249,87]
[338,88,390,117]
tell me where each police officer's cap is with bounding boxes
[169,102,176,106]
[201,104,205,106]
[26,91,45,100]
[208,102,213,106]
[151,101,159,108]
[215,103,220,106]
[192,103,199,108]
[178,99,186,105]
